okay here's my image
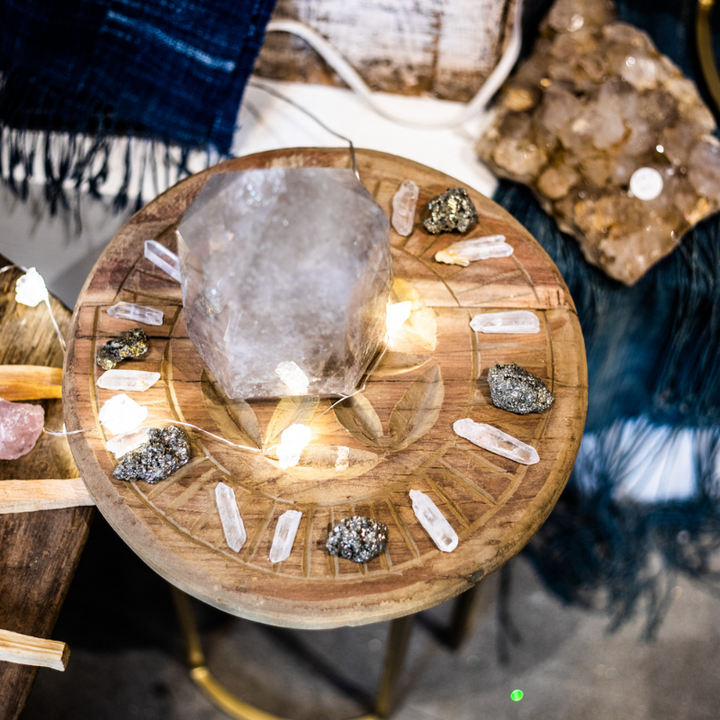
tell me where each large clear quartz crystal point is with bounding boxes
[177,168,392,399]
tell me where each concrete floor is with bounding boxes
[3,185,720,720]
[19,515,720,720]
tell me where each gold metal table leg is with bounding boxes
[373,614,415,719]
[697,0,720,115]
[446,584,483,650]
[172,583,486,719]
[172,586,384,720]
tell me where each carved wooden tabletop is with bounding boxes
[64,148,587,629]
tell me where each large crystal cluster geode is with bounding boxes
[477,0,720,285]
[177,168,391,399]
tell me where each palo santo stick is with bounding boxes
[0,479,95,515]
[0,629,69,671]
[0,365,62,401]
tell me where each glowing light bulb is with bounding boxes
[511,690,524,701]
[15,267,49,307]
[386,301,412,338]
[274,361,310,394]
[277,423,311,469]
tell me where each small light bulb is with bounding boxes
[386,301,412,338]
[15,267,49,308]
[277,423,311,469]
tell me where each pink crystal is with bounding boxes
[0,398,45,460]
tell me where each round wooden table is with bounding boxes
[63,148,587,632]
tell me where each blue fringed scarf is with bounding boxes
[0,0,277,208]
[497,0,720,636]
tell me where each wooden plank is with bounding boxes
[0,479,94,515]
[0,630,69,672]
[256,0,516,101]
[0,257,94,720]
[0,365,63,401]
[63,148,586,630]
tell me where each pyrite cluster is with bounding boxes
[477,0,720,285]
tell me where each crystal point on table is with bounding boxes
[96,329,149,370]
[470,311,540,334]
[269,510,303,563]
[392,180,419,236]
[145,240,181,282]
[97,369,161,392]
[453,418,539,465]
[113,426,190,483]
[326,516,388,563]
[106,427,150,459]
[107,302,164,326]
[434,235,513,266]
[487,363,554,414]
[177,168,392,399]
[409,489,458,552]
[98,394,148,436]
[215,482,246,552]
[0,398,44,460]
[424,188,478,234]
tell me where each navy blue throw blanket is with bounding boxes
[498,0,720,638]
[0,0,277,207]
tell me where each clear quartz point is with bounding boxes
[106,427,150,459]
[269,509,303,563]
[453,418,539,465]
[215,482,247,552]
[98,394,148,436]
[392,180,419,236]
[144,240,181,282]
[107,302,164,326]
[435,235,513,266]
[470,310,540,334]
[409,489,459,552]
[97,369,161,392]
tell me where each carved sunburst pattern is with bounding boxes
[65,149,587,628]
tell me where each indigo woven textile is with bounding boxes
[0,0,277,153]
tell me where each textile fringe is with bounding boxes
[0,125,218,230]
[525,422,720,639]
[495,182,720,431]
[496,180,720,639]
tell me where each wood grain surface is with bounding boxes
[256,0,516,101]
[64,148,587,629]
[0,630,69,672]
[0,258,94,719]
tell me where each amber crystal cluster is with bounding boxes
[477,0,720,284]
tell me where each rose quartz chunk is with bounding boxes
[0,398,45,460]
